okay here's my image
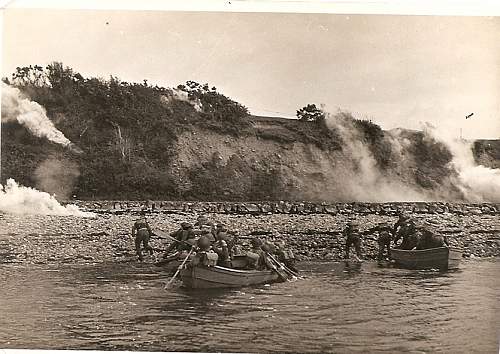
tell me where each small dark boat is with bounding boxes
[390,246,463,270]
[180,265,282,289]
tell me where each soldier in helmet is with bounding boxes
[131,211,154,262]
[375,222,393,261]
[393,212,410,235]
[275,240,298,273]
[343,220,362,261]
[212,227,231,267]
[191,235,218,267]
[165,222,196,255]
[245,237,273,270]
[393,214,418,249]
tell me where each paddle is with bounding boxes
[265,254,289,282]
[164,246,195,289]
[265,252,300,279]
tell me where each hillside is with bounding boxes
[2,63,499,202]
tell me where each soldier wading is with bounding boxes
[131,211,154,261]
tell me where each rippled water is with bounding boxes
[0,260,499,353]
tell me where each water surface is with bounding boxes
[0,260,498,353]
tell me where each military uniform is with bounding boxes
[246,238,273,270]
[276,241,298,272]
[394,218,417,250]
[132,216,153,261]
[212,239,230,267]
[343,222,362,260]
[373,223,392,261]
[192,235,218,267]
[166,222,196,254]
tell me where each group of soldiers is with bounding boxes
[131,211,444,268]
[131,213,298,272]
[343,212,447,262]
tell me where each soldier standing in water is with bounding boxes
[373,222,393,261]
[131,211,154,262]
[343,221,362,261]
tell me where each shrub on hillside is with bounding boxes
[296,104,325,124]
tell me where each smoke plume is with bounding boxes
[421,123,500,202]
[1,82,71,146]
[321,112,430,202]
[161,88,203,112]
[34,156,80,200]
[288,109,499,202]
[0,178,94,217]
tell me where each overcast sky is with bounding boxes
[3,9,499,139]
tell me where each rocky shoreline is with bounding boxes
[75,200,500,216]
[1,207,498,266]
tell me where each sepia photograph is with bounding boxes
[1,1,499,353]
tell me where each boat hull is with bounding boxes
[181,265,280,289]
[390,246,463,270]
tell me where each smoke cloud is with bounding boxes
[34,156,80,200]
[1,82,71,146]
[422,123,500,202]
[161,88,203,112]
[0,178,94,217]
[322,112,430,202]
[288,109,499,203]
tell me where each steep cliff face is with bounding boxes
[168,124,465,202]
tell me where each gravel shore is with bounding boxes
[0,208,498,265]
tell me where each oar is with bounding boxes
[154,230,195,247]
[265,254,289,282]
[164,246,194,289]
[266,252,300,278]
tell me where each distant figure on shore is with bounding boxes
[131,211,154,261]
[343,221,362,261]
[194,215,211,228]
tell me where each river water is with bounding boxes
[0,260,498,353]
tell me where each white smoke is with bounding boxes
[161,88,203,112]
[1,82,71,146]
[422,122,500,202]
[0,179,94,217]
[323,112,429,202]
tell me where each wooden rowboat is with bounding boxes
[180,265,281,289]
[390,246,463,270]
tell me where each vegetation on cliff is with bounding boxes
[3,63,497,201]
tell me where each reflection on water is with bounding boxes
[0,260,498,353]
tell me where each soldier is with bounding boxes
[275,240,298,273]
[246,238,273,270]
[165,222,196,255]
[393,215,418,250]
[131,211,154,261]
[343,221,362,261]
[374,222,393,261]
[212,228,231,267]
[194,215,210,228]
[191,235,218,267]
[228,229,244,257]
[393,213,409,236]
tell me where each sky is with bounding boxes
[3,8,499,139]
